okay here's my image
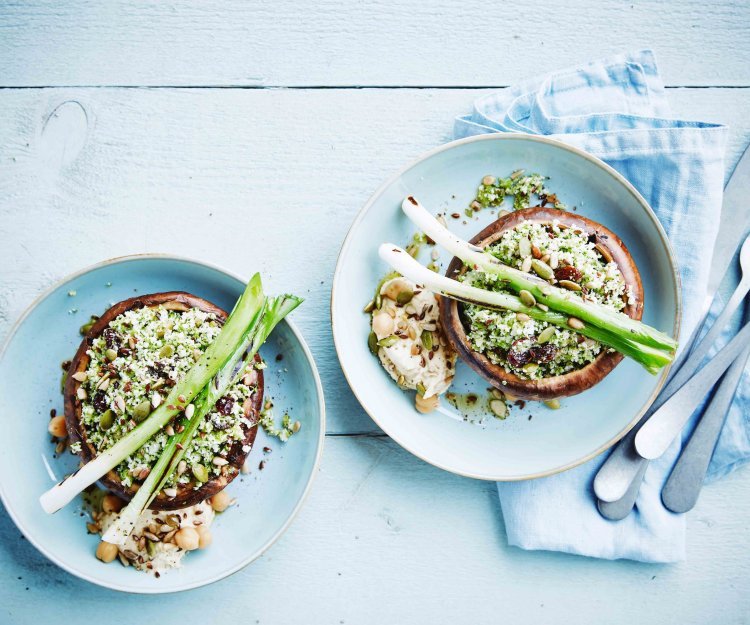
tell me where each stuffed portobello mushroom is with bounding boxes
[440,207,644,401]
[64,292,263,511]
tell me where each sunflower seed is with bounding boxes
[521,256,532,273]
[567,317,585,330]
[518,237,532,258]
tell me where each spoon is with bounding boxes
[635,237,750,460]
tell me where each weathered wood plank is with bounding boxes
[0,1,748,87]
[0,435,748,624]
[1,87,748,434]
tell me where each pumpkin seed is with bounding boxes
[396,289,414,306]
[489,388,504,400]
[377,335,399,348]
[489,399,508,420]
[518,236,532,258]
[159,344,175,358]
[79,319,96,335]
[421,330,433,350]
[146,540,157,557]
[133,399,151,423]
[367,331,378,354]
[559,279,582,291]
[595,243,613,263]
[531,259,554,280]
[105,348,118,362]
[416,382,427,396]
[375,294,383,309]
[537,326,556,344]
[519,289,536,307]
[100,409,115,430]
[192,464,209,483]
[522,363,539,374]
[544,399,561,410]
[363,299,375,313]
[567,317,585,330]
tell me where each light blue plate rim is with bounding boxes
[0,253,326,593]
[331,132,681,481]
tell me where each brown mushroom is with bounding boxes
[440,207,644,401]
[64,291,262,510]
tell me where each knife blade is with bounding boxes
[594,143,750,513]
[707,143,750,297]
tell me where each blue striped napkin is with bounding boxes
[455,50,735,562]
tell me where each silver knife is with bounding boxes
[593,143,750,513]
[661,340,750,513]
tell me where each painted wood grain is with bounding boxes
[0,436,747,624]
[0,1,749,87]
[1,87,749,435]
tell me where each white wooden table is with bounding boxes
[1,2,749,623]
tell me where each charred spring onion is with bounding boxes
[400,196,677,355]
[40,273,301,516]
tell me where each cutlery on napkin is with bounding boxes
[594,144,750,518]
[455,49,736,563]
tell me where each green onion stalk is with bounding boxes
[40,273,267,515]
[102,293,302,545]
[401,196,677,354]
[379,244,672,374]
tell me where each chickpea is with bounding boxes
[381,278,412,302]
[95,540,119,563]
[195,525,212,549]
[209,490,231,513]
[101,494,124,514]
[174,527,200,551]
[371,312,394,340]
[415,392,439,414]
[48,415,67,438]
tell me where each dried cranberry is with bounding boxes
[215,396,234,416]
[529,344,558,363]
[554,266,583,283]
[102,328,120,350]
[92,391,108,412]
[118,347,131,357]
[507,339,532,368]
[148,361,170,378]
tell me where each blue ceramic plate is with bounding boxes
[0,255,324,593]
[332,134,680,480]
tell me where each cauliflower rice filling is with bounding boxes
[78,305,259,489]
[462,220,631,380]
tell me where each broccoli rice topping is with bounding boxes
[461,220,631,379]
[79,305,258,489]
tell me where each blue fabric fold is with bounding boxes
[455,50,739,563]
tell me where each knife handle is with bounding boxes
[635,320,750,460]
[662,346,750,513]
